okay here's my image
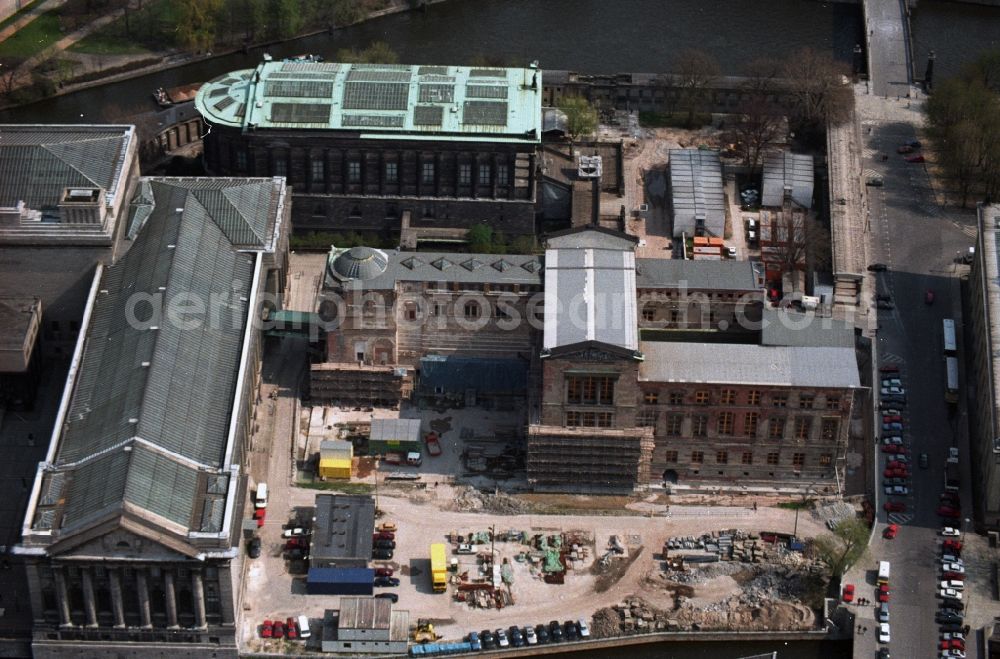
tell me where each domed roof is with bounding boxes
[332,246,389,280]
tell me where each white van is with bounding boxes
[254,483,268,509]
[297,615,311,639]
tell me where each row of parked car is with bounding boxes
[260,615,311,640]
[469,620,591,650]
[879,365,913,501]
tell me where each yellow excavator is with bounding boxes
[411,619,441,643]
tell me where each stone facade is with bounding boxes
[202,128,537,237]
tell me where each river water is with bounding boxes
[1,0,997,124]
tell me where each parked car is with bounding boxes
[942,571,966,581]
[285,538,308,550]
[286,617,298,640]
[374,593,398,603]
[882,378,902,387]
[261,620,273,638]
[881,386,906,396]
[882,408,903,417]
[273,620,285,639]
[869,263,889,272]
[878,602,890,622]
[548,620,564,642]
[882,436,904,446]
[842,584,855,602]
[941,580,965,590]
[936,612,963,624]
[884,502,906,512]
[941,554,963,564]
[884,468,909,478]
[882,422,904,431]
[374,539,396,550]
[535,624,550,644]
[282,527,308,538]
[942,633,966,642]
[456,543,476,554]
[943,540,963,553]
[878,584,890,602]
[941,527,961,537]
[920,453,930,469]
[906,154,926,163]
[877,300,895,310]
[284,548,308,561]
[247,537,262,558]
[885,485,909,495]
[880,364,900,373]
[577,619,591,638]
[374,576,400,587]
[508,626,524,648]
[942,562,965,574]
[882,414,903,423]
[879,622,891,644]
[480,630,496,650]
[372,548,394,560]
[939,588,962,600]
[375,567,394,577]
[377,522,397,533]
[373,531,395,541]
[887,456,910,466]
[884,524,899,540]
[882,445,909,455]
[467,631,482,651]
[495,628,510,648]
[563,620,579,641]
[941,598,964,612]
[938,506,962,519]
[524,625,537,645]
[254,508,266,527]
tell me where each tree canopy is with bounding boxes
[813,517,869,577]
[558,96,598,141]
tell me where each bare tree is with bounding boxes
[733,95,785,175]
[0,57,22,97]
[674,49,720,127]
[782,48,853,130]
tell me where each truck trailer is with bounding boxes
[430,543,447,592]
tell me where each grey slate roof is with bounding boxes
[543,232,638,353]
[760,308,856,348]
[639,341,861,389]
[325,246,542,290]
[37,177,283,534]
[669,149,725,238]
[636,258,762,292]
[762,152,814,209]
[0,125,133,209]
[312,494,376,565]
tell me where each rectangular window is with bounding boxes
[459,163,472,185]
[497,163,509,185]
[772,394,788,408]
[768,416,785,439]
[744,412,759,437]
[565,411,580,426]
[642,306,655,322]
[479,164,491,185]
[692,415,708,437]
[766,452,780,466]
[821,417,839,441]
[637,410,657,427]
[741,451,753,465]
[464,302,481,319]
[665,414,683,436]
[348,161,361,182]
[819,453,833,466]
[691,451,704,464]
[720,389,736,405]
[792,452,805,468]
[596,412,613,427]
[716,450,728,464]
[311,159,324,182]
[669,391,685,405]
[385,162,398,183]
[718,411,734,435]
[794,416,812,440]
[799,394,814,409]
[826,396,841,410]
[695,390,710,405]
[644,391,659,404]
[664,450,678,463]
[566,375,615,405]
[422,162,435,184]
[747,390,761,405]
[273,157,286,177]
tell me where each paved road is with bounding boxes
[847,89,987,659]
[863,0,913,98]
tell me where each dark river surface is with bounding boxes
[0,1,996,656]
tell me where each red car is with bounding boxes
[943,540,963,553]
[261,620,274,638]
[906,154,926,163]
[883,524,899,540]
[884,468,909,478]
[286,617,298,640]
[941,639,965,650]
[882,445,909,454]
[882,415,903,423]
[842,583,855,602]
[880,364,900,373]
[285,538,308,550]
[273,620,285,639]
[943,571,965,580]
[887,459,909,469]
[884,502,906,512]
[375,567,394,577]
[878,584,891,602]
[925,289,935,305]
[937,506,961,518]
[373,531,395,541]
[254,508,266,527]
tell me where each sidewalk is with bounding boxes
[0,0,66,44]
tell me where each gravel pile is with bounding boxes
[812,501,856,525]
[451,486,531,515]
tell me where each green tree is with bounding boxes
[813,517,869,577]
[466,223,494,253]
[509,235,537,254]
[558,95,598,141]
[177,0,223,52]
[267,0,302,38]
[337,41,399,64]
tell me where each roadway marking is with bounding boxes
[888,513,914,525]
[880,352,906,364]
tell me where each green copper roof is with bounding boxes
[196,61,542,143]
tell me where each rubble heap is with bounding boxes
[450,486,532,515]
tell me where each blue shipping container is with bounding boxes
[306,567,375,595]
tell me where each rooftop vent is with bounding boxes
[578,155,602,179]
